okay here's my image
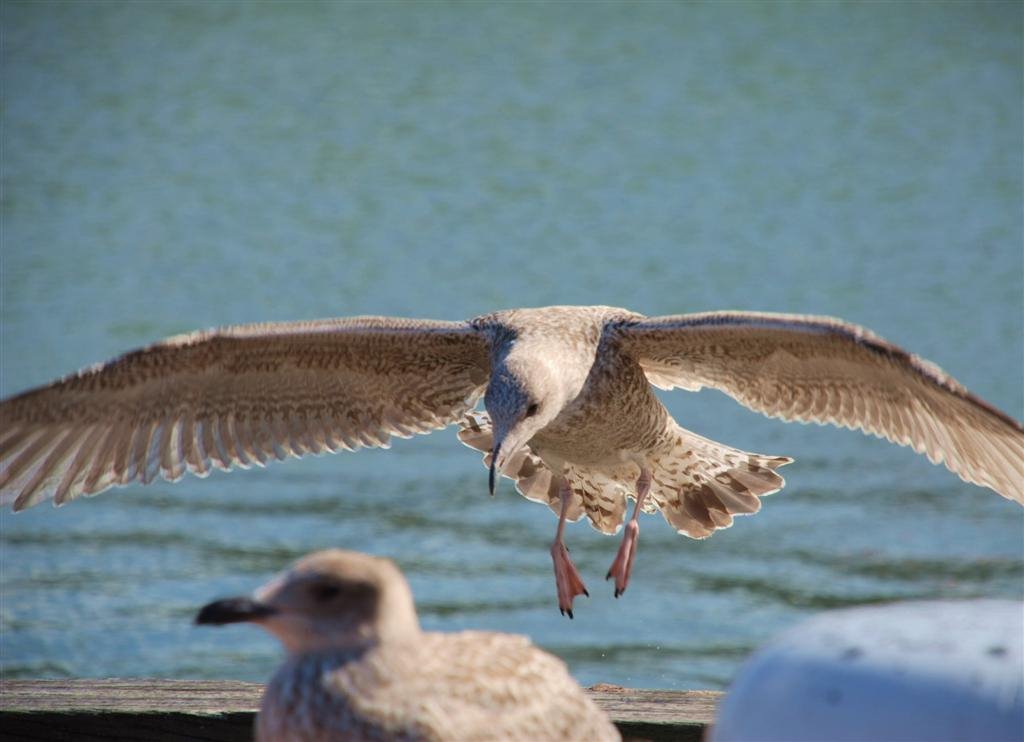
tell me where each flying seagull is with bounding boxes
[2,306,1022,617]
[195,548,621,741]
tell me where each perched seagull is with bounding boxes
[195,548,621,741]
[2,306,1022,617]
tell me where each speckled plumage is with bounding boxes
[3,306,1022,608]
[196,549,620,742]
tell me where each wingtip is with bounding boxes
[9,489,41,512]
[772,455,795,469]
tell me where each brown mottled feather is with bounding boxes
[1,318,490,509]
[259,632,620,741]
[621,311,1023,503]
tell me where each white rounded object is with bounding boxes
[712,600,1024,742]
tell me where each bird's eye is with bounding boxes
[525,403,539,418]
[310,583,342,602]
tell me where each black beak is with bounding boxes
[195,597,277,625]
[489,455,497,496]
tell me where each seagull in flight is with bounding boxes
[3,306,1021,617]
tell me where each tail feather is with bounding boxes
[650,426,791,538]
[459,412,792,539]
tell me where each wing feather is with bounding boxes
[15,428,78,505]
[1,317,490,509]
[621,311,1023,502]
[54,425,101,505]
[159,417,184,481]
[84,429,121,496]
[0,428,52,490]
[203,417,228,471]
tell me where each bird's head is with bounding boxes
[195,549,420,655]
[484,353,563,494]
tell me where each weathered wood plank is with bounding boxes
[1,679,264,713]
[0,680,720,741]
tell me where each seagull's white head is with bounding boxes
[484,351,564,494]
[195,549,420,655]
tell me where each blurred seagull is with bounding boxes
[3,306,1022,616]
[195,548,620,741]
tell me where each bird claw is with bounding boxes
[551,540,588,618]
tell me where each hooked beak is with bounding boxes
[195,596,278,625]
[489,427,526,496]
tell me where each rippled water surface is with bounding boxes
[2,1,1021,690]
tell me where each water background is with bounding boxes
[2,1,1021,690]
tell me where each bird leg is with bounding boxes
[606,468,652,598]
[550,477,588,618]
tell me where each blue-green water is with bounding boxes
[1,1,1021,690]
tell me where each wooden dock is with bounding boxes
[0,680,719,741]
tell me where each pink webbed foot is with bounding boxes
[605,519,640,598]
[551,540,589,619]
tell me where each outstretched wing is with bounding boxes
[619,311,1023,503]
[1,317,491,510]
